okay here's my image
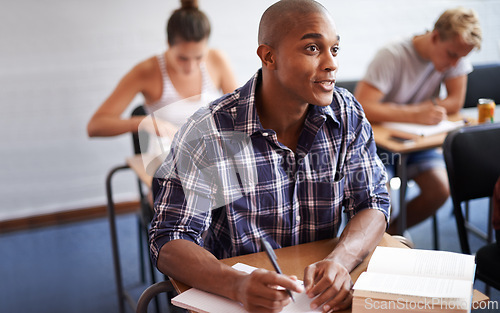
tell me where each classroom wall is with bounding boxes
[1,0,499,220]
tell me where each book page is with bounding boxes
[354,272,472,302]
[171,263,322,313]
[367,247,475,281]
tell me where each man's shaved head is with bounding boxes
[258,0,329,46]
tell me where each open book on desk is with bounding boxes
[382,120,465,137]
[352,247,475,313]
[171,263,321,313]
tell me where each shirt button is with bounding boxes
[296,215,301,223]
[262,132,269,137]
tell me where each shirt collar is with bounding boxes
[232,69,341,137]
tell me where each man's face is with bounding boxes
[273,12,340,107]
[431,33,474,72]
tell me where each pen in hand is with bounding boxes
[260,237,296,302]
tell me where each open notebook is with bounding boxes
[382,120,465,137]
[171,263,321,313]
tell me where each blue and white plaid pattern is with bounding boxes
[149,70,390,263]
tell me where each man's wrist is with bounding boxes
[326,251,359,272]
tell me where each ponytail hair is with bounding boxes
[167,0,211,46]
[180,0,198,10]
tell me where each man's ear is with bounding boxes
[257,44,277,70]
[430,29,441,44]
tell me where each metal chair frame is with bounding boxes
[105,105,164,313]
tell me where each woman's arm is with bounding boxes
[87,59,154,137]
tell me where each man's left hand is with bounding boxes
[303,259,353,312]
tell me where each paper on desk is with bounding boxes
[382,120,465,137]
[171,263,322,313]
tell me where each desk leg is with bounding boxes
[106,165,131,313]
[397,154,408,235]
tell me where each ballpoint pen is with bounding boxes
[260,237,296,302]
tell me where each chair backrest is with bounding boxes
[336,80,358,94]
[443,123,500,204]
[464,63,500,108]
[443,123,500,253]
[131,105,149,155]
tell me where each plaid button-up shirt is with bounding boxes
[149,70,390,264]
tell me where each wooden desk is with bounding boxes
[371,113,467,235]
[461,104,500,124]
[373,106,499,235]
[170,233,488,313]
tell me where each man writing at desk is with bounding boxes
[355,7,482,234]
[149,0,390,312]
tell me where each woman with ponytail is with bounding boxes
[87,0,237,149]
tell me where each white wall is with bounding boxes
[1,0,499,220]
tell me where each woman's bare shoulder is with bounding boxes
[207,49,231,67]
[131,55,161,80]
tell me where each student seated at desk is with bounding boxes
[354,7,482,234]
[87,0,237,167]
[149,1,390,312]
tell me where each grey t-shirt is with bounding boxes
[362,37,472,105]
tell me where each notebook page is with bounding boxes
[382,120,464,136]
[171,263,322,313]
[171,288,246,313]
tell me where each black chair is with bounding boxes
[106,105,171,313]
[336,80,358,94]
[476,242,500,293]
[130,105,156,284]
[476,178,500,293]
[464,63,500,108]
[443,123,500,255]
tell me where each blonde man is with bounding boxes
[355,7,482,234]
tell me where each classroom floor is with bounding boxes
[0,189,499,313]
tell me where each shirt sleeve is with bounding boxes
[340,92,391,223]
[444,57,473,80]
[361,47,400,95]
[148,110,255,266]
[148,118,216,267]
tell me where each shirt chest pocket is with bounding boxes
[305,176,345,210]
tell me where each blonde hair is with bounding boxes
[434,7,482,49]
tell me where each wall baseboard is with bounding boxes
[0,201,140,234]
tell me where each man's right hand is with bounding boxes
[413,102,447,125]
[235,269,304,313]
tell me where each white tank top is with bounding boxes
[142,53,222,174]
[145,53,221,126]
